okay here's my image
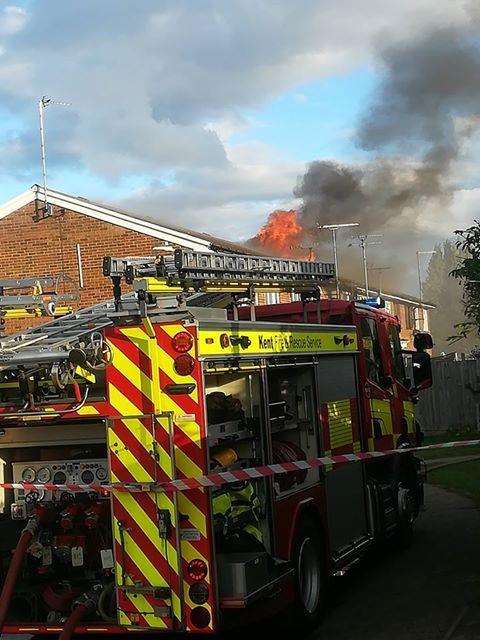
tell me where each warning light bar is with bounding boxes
[360,296,386,309]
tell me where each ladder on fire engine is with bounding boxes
[103,248,334,318]
[0,274,78,332]
[0,249,334,382]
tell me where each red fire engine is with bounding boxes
[0,249,432,635]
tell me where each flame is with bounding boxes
[252,209,313,259]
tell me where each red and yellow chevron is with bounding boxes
[154,321,215,633]
[105,319,215,633]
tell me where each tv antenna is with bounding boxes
[38,96,71,218]
[349,234,383,297]
[289,242,321,262]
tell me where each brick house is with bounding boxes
[0,185,433,347]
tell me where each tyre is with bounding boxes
[289,521,326,629]
[395,486,415,548]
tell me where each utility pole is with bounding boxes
[349,234,383,298]
[416,249,436,330]
[37,96,71,218]
[319,222,359,298]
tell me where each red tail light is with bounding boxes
[187,558,208,581]
[190,606,211,629]
[171,331,193,353]
[174,354,195,376]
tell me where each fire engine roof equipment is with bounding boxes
[0,249,334,414]
[0,274,78,329]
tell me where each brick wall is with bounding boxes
[0,200,160,334]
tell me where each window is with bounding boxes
[265,292,280,305]
[360,317,385,386]
[388,324,408,387]
[404,305,416,330]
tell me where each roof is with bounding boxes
[0,185,255,255]
[337,280,435,309]
[0,185,435,309]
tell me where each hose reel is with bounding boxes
[68,333,112,374]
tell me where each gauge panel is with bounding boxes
[36,467,51,483]
[12,458,108,502]
[21,467,36,483]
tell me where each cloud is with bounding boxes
[0,5,27,37]
[0,0,474,238]
[117,140,302,240]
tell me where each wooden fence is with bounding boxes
[416,356,480,432]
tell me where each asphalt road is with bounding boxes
[2,484,479,640]
[308,484,480,640]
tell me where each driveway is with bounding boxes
[309,484,480,640]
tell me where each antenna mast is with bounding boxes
[38,96,50,217]
[37,96,71,219]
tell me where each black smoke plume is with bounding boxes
[294,26,480,290]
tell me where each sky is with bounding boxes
[0,0,478,253]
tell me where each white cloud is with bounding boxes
[117,139,302,240]
[0,6,27,37]
[0,0,474,238]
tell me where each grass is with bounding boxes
[428,459,480,506]
[420,429,480,460]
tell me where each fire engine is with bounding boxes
[0,249,432,635]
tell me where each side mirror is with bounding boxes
[413,331,433,352]
[412,351,432,390]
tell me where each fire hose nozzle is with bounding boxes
[73,583,103,612]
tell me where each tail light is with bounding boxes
[174,354,195,376]
[187,558,208,581]
[189,582,209,605]
[171,331,193,353]
[190,606,211,629]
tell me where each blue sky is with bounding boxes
[0,0,477,253]
[0,65,375,205]
[231,68,375,164]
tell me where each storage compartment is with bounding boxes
[205,365,271,559]
[0,425,117,628]
[268,365,319,496]
[217,552,270,598]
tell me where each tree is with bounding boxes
[423,239,478,354]
[450,222,480,348]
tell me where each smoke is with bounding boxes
[290,25,480,289]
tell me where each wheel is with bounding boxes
[290,521,326,629]
[395,486,415,548]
